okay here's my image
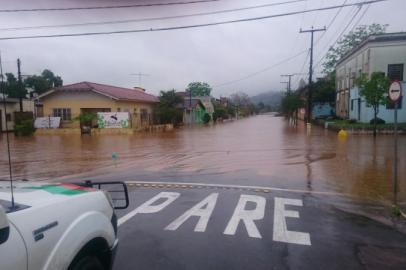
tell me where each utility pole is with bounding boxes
[281,74,294,93]
[300,26,326,123]
[280,81,289,91]
[17,58,23,112]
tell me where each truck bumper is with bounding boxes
[108,239,119,270]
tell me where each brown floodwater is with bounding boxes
[0,114,405,205]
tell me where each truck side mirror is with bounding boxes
[0,206,10,245]
[78,181,130,209]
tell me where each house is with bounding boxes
[0,98,35,132]
[182,98,206,124]
[336,32,406,122]
[37,82,159,129]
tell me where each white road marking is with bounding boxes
[165,193,219,232]
[273,197,311,246]
[125,180,349,197]
[118,192,180,226]
[223,194,265,239]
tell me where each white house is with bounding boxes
[335,32,406,122]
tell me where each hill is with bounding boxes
[250,91,283,109]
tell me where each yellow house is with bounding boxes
[37,82,158,129]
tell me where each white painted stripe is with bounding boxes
[223,194,265,238]
[118,192,180,226]
[124,180,349,197]
[165,193,219,232]
[273,197,311,246]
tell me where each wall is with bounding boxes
[40,90,156,129]
[312,103,334,118]
[0,100,35,131]
[349,83,406,123]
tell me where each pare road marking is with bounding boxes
[118,192,311,246]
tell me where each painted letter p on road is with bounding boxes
[118,192,180,226]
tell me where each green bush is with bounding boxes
[75,112,97,125]
[14,119,35,136]
[202,113,211,124]
[370,117,385,125]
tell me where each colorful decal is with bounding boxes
[97,112,129,128]
[25,183,96,196]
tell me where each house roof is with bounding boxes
[38,81,159,103]
[336,32,406,66]
[181,98,205,110]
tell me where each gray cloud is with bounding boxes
[0,0,404,97]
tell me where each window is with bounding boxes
[6,113,11,122]
[53,108,71,121]
[117,108,121,112]
[388,64,404,81]
[351,99,354,111]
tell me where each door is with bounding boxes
[0,206,27,270]
[357,99,361,121]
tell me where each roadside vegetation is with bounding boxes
[154,90,184,126]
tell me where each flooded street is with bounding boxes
[0,114,405,205]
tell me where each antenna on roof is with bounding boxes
[0,51,15,210]
[129,72,149,88]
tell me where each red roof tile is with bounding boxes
[48,81,158,103]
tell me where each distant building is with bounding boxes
[335,32,406,122]
[182,98,206,124]
[0,98,35,132]
[37,82,158,129]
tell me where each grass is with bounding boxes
[318,119,406,130]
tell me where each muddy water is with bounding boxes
[0,115,404,204]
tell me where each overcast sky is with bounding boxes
[0,0,404,97]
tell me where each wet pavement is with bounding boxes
[113,186,406,270]
[0,114,405,206]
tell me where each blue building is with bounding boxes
[349,83,405,123]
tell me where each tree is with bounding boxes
[312,74,336,104]
[154,90,184,126]
[4,73,27,99]
[202,113,211,124]
[230,92,254,117]
[280,92,304,125]
[356,72,390,137]
[323,24,388,74]
[24,69,63,95]
[212,101,228,122]
[186,82,212,97]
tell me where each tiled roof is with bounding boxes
[182,98,205,110]
[43,81,158,103]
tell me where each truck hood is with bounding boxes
[0,182,97,213]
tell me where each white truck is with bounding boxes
[0,181,129,270]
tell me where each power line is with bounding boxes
[293,0,347,88]
[313,4,363,70]
[214,49,309,87]
[0,0,307,32]
[0,0,386,41]
[0,0,220,13]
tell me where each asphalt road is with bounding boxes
[113,185,406,270]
